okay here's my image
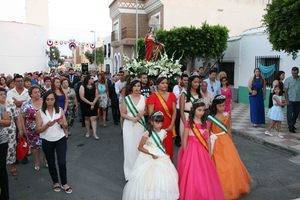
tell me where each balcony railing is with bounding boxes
[121,26,148,39]
[111,30,119,42]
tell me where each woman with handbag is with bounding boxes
[0,87,12,200]
[36,90,72,193]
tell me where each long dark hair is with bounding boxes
[42,90,60,114]
[147,111,164,137]
[210,95,226,116]
[275,71,285,81]
[51,77,66,98]
[186,75,202,102]
[252,68,265,86]
[83,74,94,88]
[125,79,140,96]
[188,101,207,129]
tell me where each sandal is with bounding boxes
[53,184,61,192]
[62,185,73,194]
[10,166,18,176]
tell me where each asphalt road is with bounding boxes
[9,119,300,200]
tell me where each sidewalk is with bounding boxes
[231,103,300,155]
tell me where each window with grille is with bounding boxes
[255,56,280,87]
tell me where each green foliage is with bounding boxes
[134,38,146,60]
[263,0,300,58]
[47,46,63,67]
[155,23,229,65]
[85,47,104,65]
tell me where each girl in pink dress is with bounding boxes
[177,101,224,200]
[220,77,232,114]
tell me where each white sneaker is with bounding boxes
[264,131,273,136]
[85,133,90,138]
[278,134,284,139]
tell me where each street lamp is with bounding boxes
[90,30,97,68]
[135,0,139,58]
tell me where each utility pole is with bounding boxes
[91,30,96,68]
[135,0,139,58]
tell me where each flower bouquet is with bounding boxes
[123,53,182,82]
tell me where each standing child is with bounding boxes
[265,85,286,138]
[209,95,251,200]
[178,100,224,200]
[122,111,179,200]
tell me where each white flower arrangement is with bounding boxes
[123,53,182,79]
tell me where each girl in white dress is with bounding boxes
[120,79,146,181]
[122,111,179,200]
[265,86,286,138]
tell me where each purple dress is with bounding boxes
[21,100,41,148]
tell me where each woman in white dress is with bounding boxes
[120,79,146,181]
[122,111,179,200]
[179,73,202,137]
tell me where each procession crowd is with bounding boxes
[0,65,299,200]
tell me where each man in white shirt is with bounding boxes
[6,74,30,107]
[204,68,220,98]
[173,73,189,147]
[115,70,127,97]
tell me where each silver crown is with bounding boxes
[191,71,199,76]
[215,95,226,100]
[153,111,164,117]
[193,98,205,104]
[130,77,140,83]
[157,73,167,79]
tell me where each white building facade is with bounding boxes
[222,27,300,105]
[0,21,48,75]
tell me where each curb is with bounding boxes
[232,129,299,156]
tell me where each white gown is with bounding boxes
[123,95,146,181]
[122,130,179,200]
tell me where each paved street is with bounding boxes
[9,119,300,200]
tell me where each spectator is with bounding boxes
[52,77,68,113]
[139,73,151,98]
[24,77,32,89]
[200,81,214,109]
[0,87,11,200]
[204,68,221,98]
[107,74,120,125]
[36,90,72,194]
[115,70,127,97]
[7,74,30,108]
[97,72,109,127]
[20,86,44,171]
[284,67,300,133]
[0,76,8,91]
[68,68,80,88]
[79,75,99,140]
[248,68,266,127]
[269,71,285,108]
[220,77,232,114]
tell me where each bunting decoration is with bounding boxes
[46,39,97,50]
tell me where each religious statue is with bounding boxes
[144,27,164,61]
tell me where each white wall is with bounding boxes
[0,21,48,75]
[162,0,267,36]
[223,27,300,88]
[103,35,114,74]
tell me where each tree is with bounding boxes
[85,47,104,65]
[135,23,229,71]
[47,46,64,67]
[263,0,300,58]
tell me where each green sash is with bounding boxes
[124,96,146,129]
[151,131,166,154]
[207,115,228,132]
[183,91,198,103]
